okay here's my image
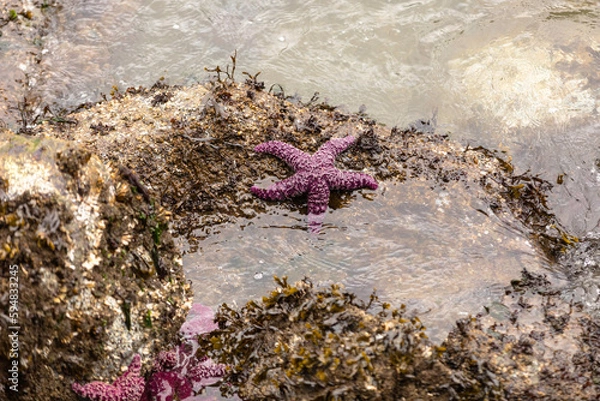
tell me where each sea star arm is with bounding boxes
[307,180,331,215]
[251,173,309,201]
[328,170,378,191]
[72,381,126,401]
[254,141,308,169]
[113,354,142,387]
[315,135,356,163]
[71,354,145,401]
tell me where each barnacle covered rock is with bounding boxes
[0,131,191,400]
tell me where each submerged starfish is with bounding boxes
[251,135,378,220]
[72,304,226,401]
[72,354,145,401]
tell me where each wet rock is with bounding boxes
[33,79,571,258]
[561,231,600,277]
[0,130,191,400]
[0,1,59,130]
[442,268,600,400]
[557,230,600,318]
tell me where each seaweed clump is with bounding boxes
[199,277,432,401]
[199,270,600,401]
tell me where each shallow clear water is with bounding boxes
[8,0,600,341]
[183,181,545,342]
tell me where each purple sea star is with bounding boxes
[72,354,145,401]
[251,135,378,220]
[72,304,226,401]
[143,344,227,401]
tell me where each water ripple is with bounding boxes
[184,181,545,342]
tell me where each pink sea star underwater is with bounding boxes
[72,354,145,401]
[143,344,226,401]
[251,135,378,226]
[71,304,226,401]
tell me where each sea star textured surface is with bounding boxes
[251,135,378,216]
[144,344,226,400]
[72,304,226,401]
[71,354,145,401]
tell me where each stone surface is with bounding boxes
[0,131,192,400]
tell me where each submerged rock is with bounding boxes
[442,267,600,400]
[0,131,191,400]
[0,1,61,130]
[557,230,600,320]
[445,30,600,132]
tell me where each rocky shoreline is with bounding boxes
[0,3,599,399]
[0,130,192,400]
[0,72,597,400]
